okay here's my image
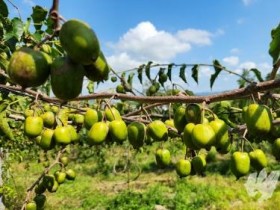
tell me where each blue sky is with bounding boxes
[6,0,280,94]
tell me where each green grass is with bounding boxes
[4,141,280,210]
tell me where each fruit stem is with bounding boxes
[200,101,206,124]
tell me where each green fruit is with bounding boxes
[41,111,55,128]
[111,76,117,82]
[127,122,146,149]
[26,201,37,210]
[87,121,109,145]
[155,148,171,168]
[33,194,46,209]
[35,182,46,194]
[272,138,280,160]
[105,107,122,121]
[159,73,168,84]
[54,171,67,184]
[7,47,50,87]
[66,125,80,143]
[249,149,268,171]
[230,151,250,178]
[185,103,201,124]
[38,129,55,150]
[147,120,168,141]
[84,51,110,82]
[66,169,76,180]
[84,108,102,129]
[116,84,126,93]
[51,105,59,113]
[24,116,44,138]
[54,126,72,144]
[73,113,84,125]
[175,159,191,177]
[174,106,188,133]
[146,85,157,95]
[51,56,85,100]
[164,119,175,128]
[191,155,207,174]
[209,119,229,150]
[59,19,100,65]
[191,124,216,149]
[182,123,199,150]
[59,156,69,166]
[243,104,272,136]
[109,120,128,142]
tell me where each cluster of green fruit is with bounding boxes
[7,19,110,101]
[25,155,76,210]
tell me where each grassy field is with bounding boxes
[5,141,280,210]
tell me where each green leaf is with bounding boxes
[269,24,280,64]
[179,64,187,83]
[31,5,48,31]
[137,64,144,84]
[4,18,24,42]
[0,111,14,140]
[127,72,135,86]
[250,68,264,82]
[145,61,153,81]
[191,65,199,84]
[167,63,174,81]
[210,60,223,89]
[0,1,8,17]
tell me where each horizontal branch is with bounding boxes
[1,78,280,105]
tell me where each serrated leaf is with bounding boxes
[179,64,187,83]
[145,61,153,80]
[31,5,48,31]
[167,63,174,81]
[269,24,280,64]
[250,68,264,82]
[210,60,224,89]
[137,64,144,84]
[191,64,199,84]
[0,1,8,17]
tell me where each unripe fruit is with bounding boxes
[8,47,50,88]
[192,124,216,149]
[155,148,171,168]
[147,120,168,141]
[84,108,102,129]
[38,129,55,150]
[105,107,122,121]
[109,120,128,142]
[182,123,199,150]
[249,149,268,171]
[230,151,250,179]
[66,169,76,180]
[54,126,72,144]
[127,121,146,149]
[87,121,109,145]
[24,116,44,138]
[41,111,55,128]
[59,19,100,65]
[209,119,229,150]
[174,106,188,133]
[191,155,207,174]
[243,104,272,136]
[185,103,201,124]
[25,201,37,210]
[175,159,191,177]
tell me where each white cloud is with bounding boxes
[23,0,35,6]
[239,61,257,69]
[108,21,215,70]
[176,29,213,45]
[107,53,142,71]
[223,56,240,66]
